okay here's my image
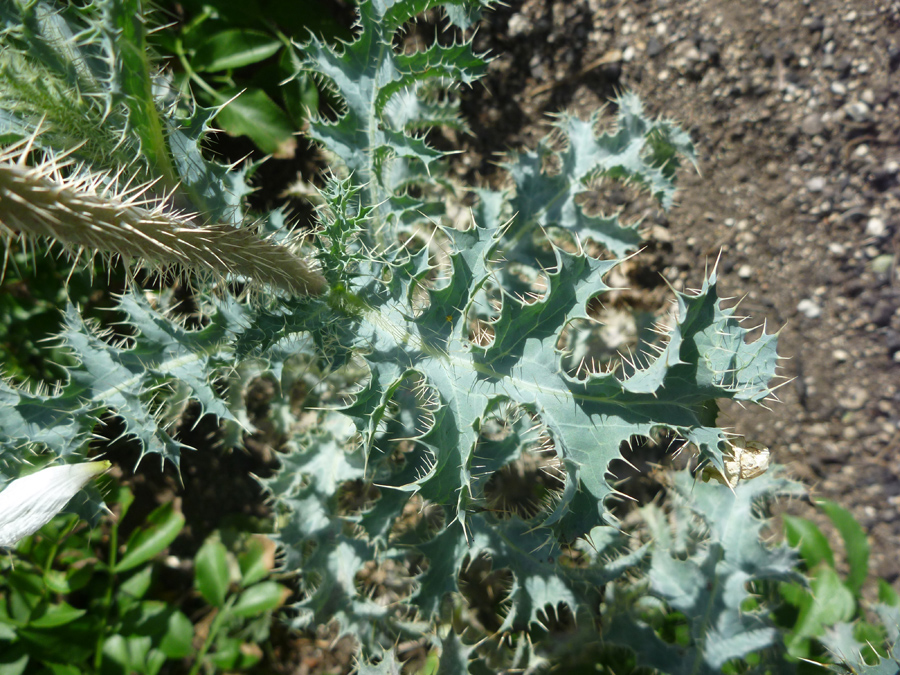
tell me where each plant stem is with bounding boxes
[93,513,120,672]
[188,597,236,675]
[41,517,78,591]
[174,39,224,102]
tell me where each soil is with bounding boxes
[455,0,900,584]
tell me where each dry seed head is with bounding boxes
[0,135,326,297]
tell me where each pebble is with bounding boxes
[508,14,530,37]
[828,242,846,255]
[846,101,871,122]
[830,81,847,96]
[651,224,672,243]
[866,217,887,237]
[806,16,825,32]
[832,349,849,362]
[871,300,896,327]
[800,114,824,135]
[806,176,827,192]
[737,264,753,279]
[871,254,895,276]
[841,386,868,410]
[798,299,822,318]
[807,423,829,437]
[885,331,900,357]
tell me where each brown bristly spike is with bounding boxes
[0,133,326,296]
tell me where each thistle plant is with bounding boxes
[1,0,897,672]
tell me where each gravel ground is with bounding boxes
[458,0,900,584]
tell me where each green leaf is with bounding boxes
[194,29,281,71]
[195,538,231,608]
[165,105,254,223]
[117,565,155,612]
[0,0,159,177]
[358,648,404,675]
[230,581,288,618]
[0,621,18,640]
[783,515,835,571]
[7,569,43,615]
[102,634,161,674]
[44,567,92,595]
[209,637,260,670]
[280,54,318,125]
[788,567,856,657]
[117,486,136,523]
[17,619,96,663]
[301,0,492,199]
[158,610,194,659]
[237,536,273,587]
[0,649,28,675]
[28,602,85,628]
[269,60,771,659]
[819,500,869,595]
[437,631,475,675]
[116,503,185,573]
[117,600,193,663]
[215,87,297,157]
[1,292,246,471]
[880,580,900,608]
[44,664,81,675]
[209,638,241,670]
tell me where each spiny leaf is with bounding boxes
[502,93,695,260]
[0,0,144,174]
[607,469,803,673]
[0,293,246,470]
[299,0,493,214]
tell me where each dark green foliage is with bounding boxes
[0,482,287,674]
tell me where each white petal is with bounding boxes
[0,461,111,548]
